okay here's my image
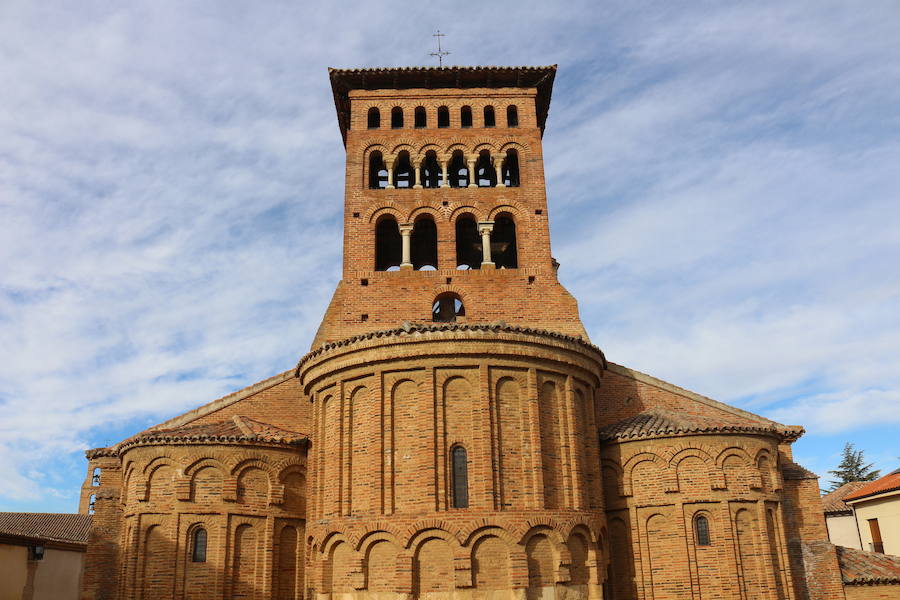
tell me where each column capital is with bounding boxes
[399,223,414,234]
[477,221,495,235]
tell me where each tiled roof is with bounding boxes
[0,513,91,545]
[844,469,900,503]
[822,481,870,514]
[117,415,308,452]
[328,65,558,143]
[836,545,900,585]
[597,406,803,443]
[781,460,819,481]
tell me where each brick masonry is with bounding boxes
[77,66,867,600]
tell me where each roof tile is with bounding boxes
[836,545,900,585]
[822,481,870,514]
[597,407,802,442]
[0,513,91,545]
[844,469,900,503]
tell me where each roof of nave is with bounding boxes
[822,481,871,514]
[0,512,91,546]
[328,65,557,142]
[836,545,900,585]
[116,415,307,452]
[844,468,900,503]
[598,406,803,443]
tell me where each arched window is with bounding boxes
[393,152,413,188]
[391,107,403,129]
[506,105,519,127]
[191,527,208,562]
[91,467,101,486]
[484,106,496,127]
[475,151,496,187]
[411,216,437,270]
[368,151,388,189]
[367,107,380,129]
[421,151,442,188]
[461,106,473,128]
[491,214,518,268]
[451,446,469,508]
[455,215,480,269]
[694,515,711,546]
[438,106,450,128]
[433,293,465,322]
[502,149,520,187]
[449,151,468,188]
[88,494,96,515]
[375,217,402,271]
[414,106,427,128]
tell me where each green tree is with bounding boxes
[828,443,880,491]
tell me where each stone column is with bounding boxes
[478,221,495,268]
[399,224,414,270]
[467,155,478,188]
[494,155,505,187]
[385,157,395,189]
[441,159,450,188]
[413,161,422,189]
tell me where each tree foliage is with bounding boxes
[828,443,880,491]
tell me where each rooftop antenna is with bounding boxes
[429,30,450,67]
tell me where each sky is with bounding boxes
[1,1,898,512]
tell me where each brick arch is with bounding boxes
[459,523,517,548]
[417,142,443,158]
[230,457,276,480]
[518,521,567,547]
[183,456,227,477]
[669,447,714,468]
[404,522,462,550]
[430,285,471,310]
[623,452,670,497]
[471,140,497,154]
[318,529,356,555]
[277,463,307,482]
[499,140,531,154]
[355,528,405,553]
[715,446,753,468]
[389,141,417,157]
[141,455,177,476]
[366,204,403,224]
[362,142,389,159]
[563,520,601,544]
[445,142,470,156]
[754,447,775,465]
[407,204,443,223]
[488,201,526,220]
[449,205,484,223]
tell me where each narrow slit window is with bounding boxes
[695,516,711,546]
[438,106,450,128]
[484,106,496,127]
[461,106,472,128]
[91,467,101,486]
[391,107,403,129]
[507,105,519,127]
[367,107,380,129]
[451,446,469,508]
[192,528,208,562]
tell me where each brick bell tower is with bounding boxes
[298,66,610,600]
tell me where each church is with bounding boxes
[78,65,853,600]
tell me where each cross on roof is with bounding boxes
[429,30,450,67]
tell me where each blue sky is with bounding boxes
[1,1,898,512]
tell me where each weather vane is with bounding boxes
[429,30,450,67]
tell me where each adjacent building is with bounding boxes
[845,469,900,556]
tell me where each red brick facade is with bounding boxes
[79,65,859,600]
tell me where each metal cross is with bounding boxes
[429,30,450,67]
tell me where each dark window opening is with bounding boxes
[368,152,388,189]
[433,293,465,322]
[414,106,427,128]
[411,217,438,270]
[88,494,96,515]
[451,445,469,508]
[91,467,101,486]
[422,152,442,188]
[391,107,403,129]
[375,217,402,271]
[367,107,380,129]
[491,214,518,269]
[461,106,472,128]
[455,216,481,270]
[449,151,469,188]
[484,106,496,127]
[438,106,450,128]
[393,152,413,189]
[507,105,519,127]
[695,516,711,546]
[192,528,208,562]
[29,546,44,561]
[502,149,520,187]
[475,151,496,187]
